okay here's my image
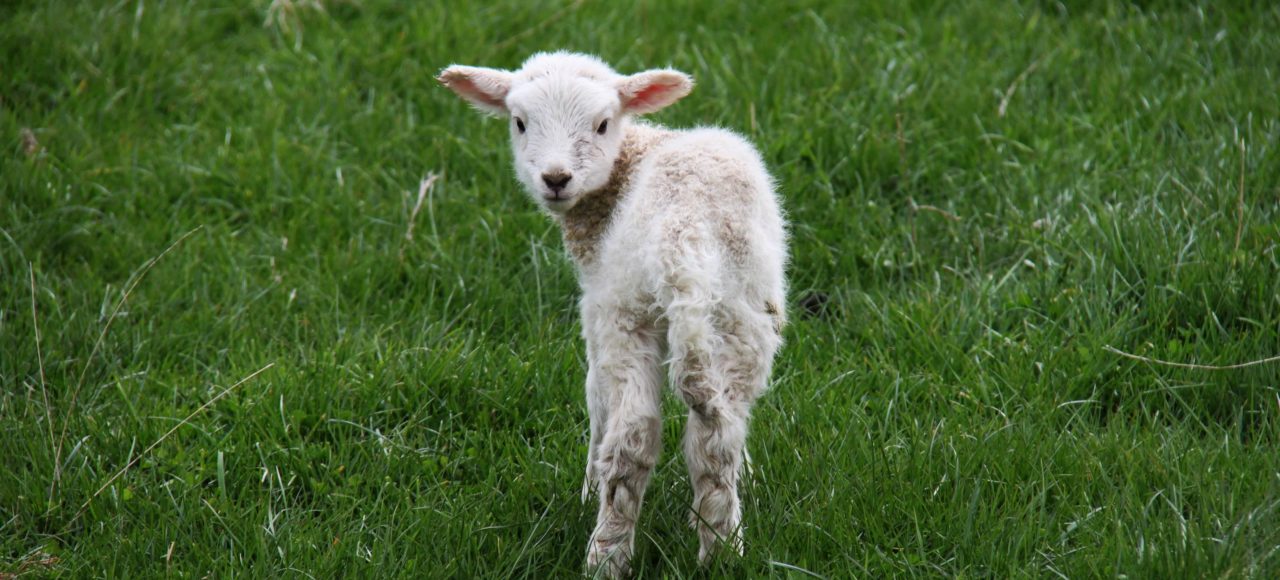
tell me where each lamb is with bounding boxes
[438,51,788,576]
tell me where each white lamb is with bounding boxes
[439,51,788,576]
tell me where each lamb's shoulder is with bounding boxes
[629,126,773,208]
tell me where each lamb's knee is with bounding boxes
[670,363,721,417]
[690,418,745,456]
[597,414,661,481]
[679,367,763,424]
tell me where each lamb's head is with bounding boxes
[438,52,693,213]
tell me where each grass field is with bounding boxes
[3,0,1280,576]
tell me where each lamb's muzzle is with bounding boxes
[542,170,572,198]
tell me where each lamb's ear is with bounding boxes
[617,69,694,115]
[437,65,514,116]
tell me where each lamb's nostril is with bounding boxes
[542,171,572,192]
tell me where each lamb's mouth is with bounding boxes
[542,192,575,207]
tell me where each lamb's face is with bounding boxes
[505,76,624,212]
[439,52,694,215]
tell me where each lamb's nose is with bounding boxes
[542,171,572,193]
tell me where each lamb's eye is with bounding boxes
[516,118,526,133]
[597,120,608,135]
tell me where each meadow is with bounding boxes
[3,0,1279,576]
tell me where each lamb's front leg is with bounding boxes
[582,364,604,503]
[583,309,663,578]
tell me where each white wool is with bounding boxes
[440,51,788,577]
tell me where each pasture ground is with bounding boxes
[3,0,1279,576]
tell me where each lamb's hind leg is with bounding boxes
[681,381,752,562]
[584,309,664,578]
[676,311,778,563]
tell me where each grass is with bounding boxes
[3,0,1279,576]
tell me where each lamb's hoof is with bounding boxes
[586,539,630,578]
[697,531,744,565]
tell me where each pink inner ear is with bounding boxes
[444,74,506,110]
[626,82,681,111]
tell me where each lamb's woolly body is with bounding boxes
[439,52,787,577]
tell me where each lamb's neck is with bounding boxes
[557,123,672,266]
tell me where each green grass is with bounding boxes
[3,0,1279,576]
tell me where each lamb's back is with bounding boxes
[595,126,787,317]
